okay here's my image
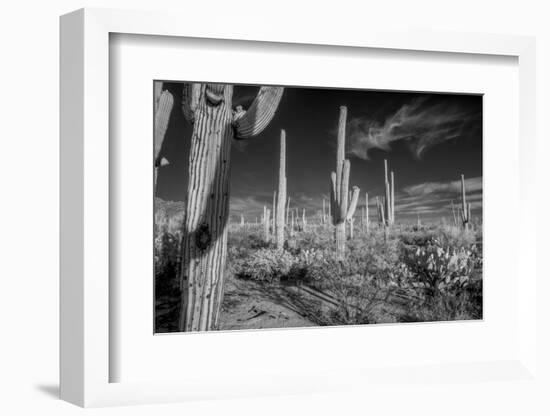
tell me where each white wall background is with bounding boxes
[0,1,548,415]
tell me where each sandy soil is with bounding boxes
[217,277,323,330]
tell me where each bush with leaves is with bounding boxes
[404,243,476,296]
[232,248,295,282]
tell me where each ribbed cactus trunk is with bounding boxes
[179,83,283,331]
[272,191,277,242]
[330,106,360,259]
[276,130,287,250]
[179,85,233,332]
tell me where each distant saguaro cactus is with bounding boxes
[154,82,174,191]
[329,106,360,258]
[460,174,471,230]
[263,207,271,243]
[382,160,395,226]
[179,83,283,332]
[276,130,287,250]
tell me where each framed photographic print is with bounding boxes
[153,83,483,334]
[60,7,538,408]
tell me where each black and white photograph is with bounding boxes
[154,82,483,333]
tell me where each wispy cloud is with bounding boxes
[347,96,481,159]
[403,176,482,198]
[396,176,482,218]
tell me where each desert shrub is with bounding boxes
[398,226,477,251]
[404,244,475,295]
[232,248,295,282]
[154,230,181,294]
[227,227,270,251]
[397,240,481,321]
[154,229,182,332]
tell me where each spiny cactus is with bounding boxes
[376,196,385,225]
[263,207,271,243]
[154,82,174,191]
[382,159,395,226]
[272,190,277,242]
[276,130,287,250]
[179,83,283,332]
[330,106,360,258]
[460,174,471,230]
[451,200,458,227]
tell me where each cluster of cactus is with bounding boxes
[376,159,395,227]
[329,106,360,258]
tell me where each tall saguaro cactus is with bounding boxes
[382,159,395,226]
[272,191,277,242]
[460,174,471,230]
[154,82,174,191]
[179,84,283,332]
[329,106,360,258]
[276,130,287,250]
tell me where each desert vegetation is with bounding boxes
[155,202,482,331]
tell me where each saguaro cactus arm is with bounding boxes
[233,87,284,139]
[154,83,174,165]
[338,160,350,222]
[345,186,360,221]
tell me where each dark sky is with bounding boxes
[156,82,482,224]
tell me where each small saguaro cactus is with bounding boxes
[451,200,458,227]
[178,83,283,332]
[376,196,385,225]
[263,207,271,243]
[329,106,360,258]
[460,174,471,230]
[154,81,174,191]
[276,130,287,250]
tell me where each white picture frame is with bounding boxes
[60,7,538,407]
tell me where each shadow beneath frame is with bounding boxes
[34,383,59,399]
